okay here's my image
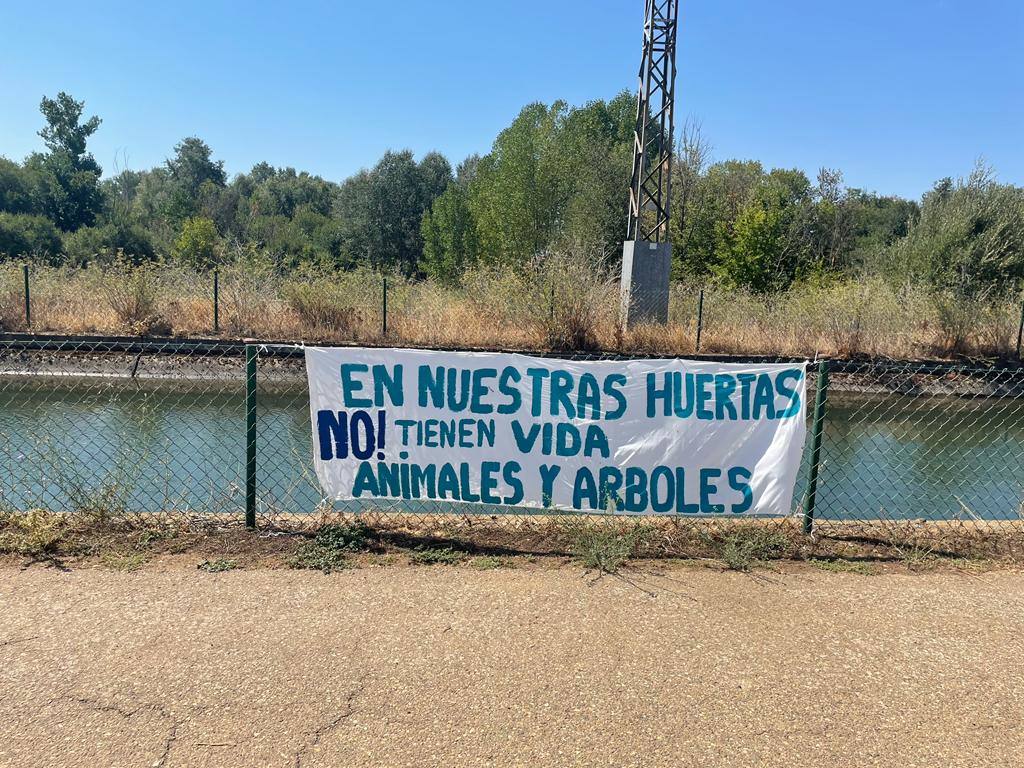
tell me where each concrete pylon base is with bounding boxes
[620,240,671,328]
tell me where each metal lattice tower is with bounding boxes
[626,0,679,243]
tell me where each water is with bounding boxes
[2,379,1024,521]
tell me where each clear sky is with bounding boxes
[1,0,1021,200]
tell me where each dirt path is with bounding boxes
[1,561,1022,767]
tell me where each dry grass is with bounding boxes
[2,511,1019,570]
[6,258,1023,359]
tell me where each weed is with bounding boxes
[0,510,65,557]
[282,276,372,336]
[808,558,879,575]
[101,259,169,335]
[715,528,791,571]
[198,558,239,573]
[569,522,650,574]
[887,528,940,570]
[529,250,618,351]
[100,551,148,572]
[314,521,372,552]
[135,526,177,549]
[409,546,466,566]
[287,541,350,573]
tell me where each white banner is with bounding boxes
[305,348,807,516]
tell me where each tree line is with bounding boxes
[2,91,1022,297]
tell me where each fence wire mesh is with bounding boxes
[2,335,1024,554]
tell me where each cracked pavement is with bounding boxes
[1,562,1023,767]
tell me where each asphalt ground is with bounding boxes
[1,560,1022,767]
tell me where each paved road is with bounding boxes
[1,561,1022,767]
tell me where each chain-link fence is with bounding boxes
[2,335,1024,554]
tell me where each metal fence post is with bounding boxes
[694,288,704,353]
[23,263,31,330]
[803,360,830,535]
[1015,300,1024,359]
[213,268,220,335]
[382,276,388,336]
[245,344,257,529]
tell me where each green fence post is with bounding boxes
[245,344,257,529]
[695,288,705,353]
[213,268,220,335]
[1016,300,1024,359]
[382,276,388,336]
[803,360,830,535]
[23,263,31,330]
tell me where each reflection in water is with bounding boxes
[2,383,1023,520]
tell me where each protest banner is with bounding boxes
[306,348,807,516]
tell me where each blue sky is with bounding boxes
[1,0,1020,199]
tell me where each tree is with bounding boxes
[465,94,635,266]
[709,168,812,291]
[26,92,104,231]
[334,150,452,273]
[163,138,227,223]
[469,102,566,264]
[167,137,226,195]
[672,160,766,280]
[713,197,787,291]
[0,158,35,214]
[670,121,713,278]
[421,183,479,283]
[883,163,1024,294]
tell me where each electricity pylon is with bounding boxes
[620,0,680,328]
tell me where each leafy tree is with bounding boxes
[707,167,813,291]
[551,92,634,253]
[714,197,786,291]
[884,163,1024,294]
[246,166,335,218]
[163,138,227,223]
[334,150,452,273]
[671,160,765,279]
[25,92,104,231]
[421,182,479,283]
[469,102,566,264]
[0,158,35,214]
[463,94,635,266]
[167,137,226,195]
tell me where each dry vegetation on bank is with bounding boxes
[2,510,1020,573]
[3,255,1023,359]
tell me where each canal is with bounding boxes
[2,379,1023,521]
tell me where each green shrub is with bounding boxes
[174,217,220,270]
[63,221,155,266]
[0,212,62,260]
[286,521,372,574]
